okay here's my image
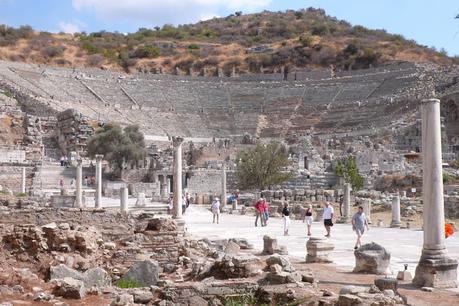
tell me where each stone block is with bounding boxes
[121,260,159,287]
[374,277,398,292]
[306,237,334,263]
[353,243,390,274]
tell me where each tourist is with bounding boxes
[351,206,370,249]
[59,179,64,189]
[60,155,65,167]
[323,202,334,238]
[64,156,69,167]
[227,191,239,208]
[263,198,270,225]
[282,202,290,236]
[254,198,266,227]
[84,176,88,187]
[185,192,191,208]
[211,197,221,224]
[303,204,314,236]
[182,194,187,214]
[70,179,75,188]
[167,194,173,214]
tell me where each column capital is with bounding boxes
[172,136,184,147]
[421,98,440,105]
[95,154,104,161]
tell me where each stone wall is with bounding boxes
[56,109,95,156]
[0,165,32,193]
[445,195,459,219]
[0,148,26,163]
[187,170,223,194]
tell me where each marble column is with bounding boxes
[167,178,171,194]
[390,195,401,228]
[120,187,129,213]
[21,167,26,194]
[340,183,351,222]
[413,98,458,288]
[160,175,167,198]
[221,166,227,209]
[362,198,372,224]
[172,137,184,219]
[95,154,103,208]
[75,158,83,208]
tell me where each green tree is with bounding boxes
[235,142,293,191]
[87,123,146,176]
[335,156,364,191]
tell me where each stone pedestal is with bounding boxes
[306,237,334,263]
[397,270,413,281]
[390,195,401,228]
[120,187,129,213]
[136,192,146,207]
[263,235,288,255]
[172,137,184,220]
[95,155,103,208]
[232,200,238,210]
[362,199,372,224]
[413,99,458,288]
[21,167,26,194]
[75,158,83,208]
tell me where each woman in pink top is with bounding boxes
[255,198,266,227]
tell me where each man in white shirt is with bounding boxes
[323,202,334,237]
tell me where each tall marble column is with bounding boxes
[362,198,372,224]
[21,167,26,194]
[167,178,171,194]
[413,98,458,288]
[339,183,351,223]
[75,158,83,208]
[95,154,103,208]
[160,175,168,199]
[172,137,184,219]
[221,166,227,209]
[390,195,401,228]
[120,187,129,213]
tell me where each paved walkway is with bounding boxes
[183,205,459,286]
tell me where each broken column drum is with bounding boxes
[413,99,458,288]
[120,187,129,213]
[172,137,184,220]
[75,158,83,208]
[390,195,401,228]
[362,199,372,224]
[95,154,103,208]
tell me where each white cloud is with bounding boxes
[58,22,82,34]
[72,0,271,26]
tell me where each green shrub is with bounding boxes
[116,278,144,289]
[299,34,313,47]
[16,192,27,197]
[41,45,65,58]
[188,44,200,50]
[131,44,160,58]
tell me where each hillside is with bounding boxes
[0,8,455,75]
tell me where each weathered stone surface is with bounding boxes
[53,277,86,299]
[50,264,111,289]
[110,293,134,306]
[224,241,240,255]
[374,278,398,292]
[353,243,390,274]
[132,290,154,304]
[266,254,294,272]
[229,238,253,249]
[121,260,159,287]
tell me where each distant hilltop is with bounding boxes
[0,8,456,75]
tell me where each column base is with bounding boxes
[413,251,458,288]
[390,221,401,228]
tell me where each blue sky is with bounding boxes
[0,0,458,56]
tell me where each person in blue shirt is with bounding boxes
[352,206,370,250]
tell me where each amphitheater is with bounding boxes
[0,60,448,143]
